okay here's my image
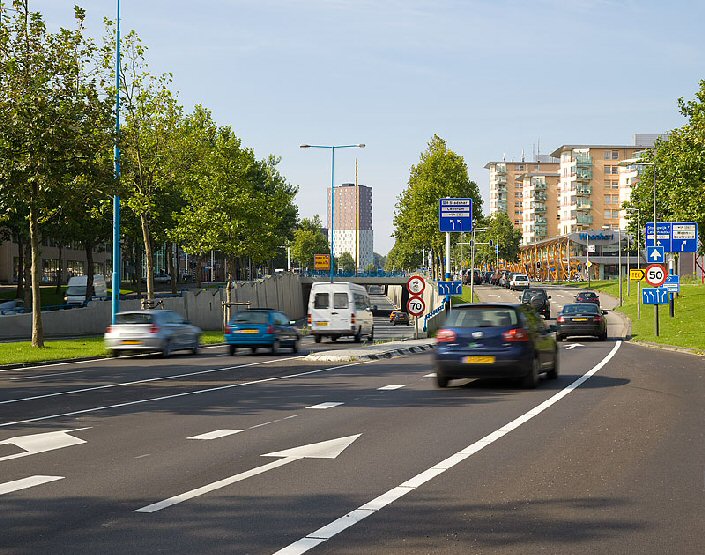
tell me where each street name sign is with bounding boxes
[407,297,425,317]
[439,198,473,232]
[646,245,665,264]
[629,269,645,281]
[646,222,699,252]
[645,222,673,251]
[644,264,668,287]
[406,275,426,296]
[664,275,680,293]
[438,281,463,296]
[642,287,669,305]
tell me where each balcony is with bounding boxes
[496,175,507,185]
[531,204,547,213]
[576,185,592,196]
[576,199,592,210]
[496,164,507,175]
[576,214,593,225]
[532,191,547,201]
[534,224,548,237]
[497,201,507,212]
[575,168,592,180]
[531,179,547,191]
[534,216,547,224]
[575,153,592,166]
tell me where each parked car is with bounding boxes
[65,274,108,305]
[0,299,24,315]
[225,308,299,354]
[392,311,410,326]
[104,310,201,357]
[308,282,375,343]
[154,273,171,283]
[434,303,558,389]
[556,303,608,341]
[575,291,600,307]
[520,288,551,319]
[509,273,530,291]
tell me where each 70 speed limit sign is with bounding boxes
[407,297,425,317]
[644,264,668,287]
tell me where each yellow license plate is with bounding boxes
[463,356,495,364]
[573,318,588,321]
[237,330,258,334]
[315,321,328,326]
[122,340,142,345]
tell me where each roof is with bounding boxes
[549,145,647,158]
[483,161,558,169]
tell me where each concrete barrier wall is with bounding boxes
[387,280,447,336]
[0,273,305,340]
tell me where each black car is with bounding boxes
[520,288,551,319]
[556,303,607,341]
[575,291,600,307]
[434,303,558,389]
[392,311,410,326]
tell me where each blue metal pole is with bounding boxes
[330,147,335,282]
[111,0,121,324]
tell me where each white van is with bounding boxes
[64,274,109,305]
[308,282,375,343]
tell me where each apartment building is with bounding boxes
[618,155,643,230]
[550,145,645,235]
[520,170,560,245]
[327,183,373,269]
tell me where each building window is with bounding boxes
[604,150,619,160]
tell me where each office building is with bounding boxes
[327,183,373,270]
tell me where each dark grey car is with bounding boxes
[104,310,201,357]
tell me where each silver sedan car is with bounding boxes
[105,310,201,357]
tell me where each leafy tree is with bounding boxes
[624,80,705,253]
[291,216,329,269]
[337,252,355,273]
[392,135,483,279]
[364,262,377,274]
[474,213,521,267]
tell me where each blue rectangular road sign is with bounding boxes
[438,281,463,296]
[645,222,672,252]
[439,198,473,232]
[646,245,665,264]
[642,287,670,305]
[664,275,680,293]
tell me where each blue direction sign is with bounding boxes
[671,222,699,253]
[439,198,473,232]
[642,287,669,305]
[646,245,665,264]
[438,281,463,296]
[645,222,672,252]
[664,275,680,293]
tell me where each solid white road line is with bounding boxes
[187,430,242,440]
[274,341,623,555]
[306,402,343,409]
[377,385,405,391]
[11,369,85,380]
[0,475,64,496]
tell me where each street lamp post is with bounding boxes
[300,143,365,282]
[111,0,122,324]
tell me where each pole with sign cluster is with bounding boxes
[439,198,473,310]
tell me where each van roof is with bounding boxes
[311,281,366,291]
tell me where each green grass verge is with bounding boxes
[0,329,226,366]
[565,279,705,353]
[452,285,480,305]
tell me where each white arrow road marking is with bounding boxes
[187,430,242,440]
[306,402,343,409]
[136,435,361,513]
[0,429,88,462]
[377,385,404,391]
[0,475,64,496]
[564,343,585,350]
[423,373,436,378]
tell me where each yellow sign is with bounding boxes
[630,268,645,281]
[586,261,593,268]
[314,254,330,270]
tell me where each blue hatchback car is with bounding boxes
[434,303,558,389]
[225,309,300,355]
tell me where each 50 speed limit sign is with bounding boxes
[407,297,425,317]
[644,264,668,287]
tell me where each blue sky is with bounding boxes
[32,0,705,254]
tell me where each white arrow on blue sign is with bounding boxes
[439,198,473,232]
[646,222,699,253]
[646,245,665,264]
[664,275,680,293]
[438,281,463,296]
[641,287,669,305]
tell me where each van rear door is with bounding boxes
[310,290,331,332]
[330,290,352,332]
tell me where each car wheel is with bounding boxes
[354,328,362,343]
[521,357,540,389]
[292,340,299,353]
[111,349,121,358]
[161,340,172,358]
[436,374,450,388]
[314,334,321,344]
[547,349,559,379]
[250,347,257,354]
[271,340,280,354]
[368,326,374,342]
[192,341,200,355]
[331,336,338,342]
[556,334,564,342]
[600,331,608,341]
[229,344,237,356]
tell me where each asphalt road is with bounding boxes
[1,303,703,554]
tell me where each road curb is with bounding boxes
[627,339,705,357]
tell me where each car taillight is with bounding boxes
[307,313,312,325]
[267,325,275,334]
[224,324,231,334]
[149,324,159,334]
[105,325,112,334]
[351,313,356,324]
[502,328,529,342]
[436,329,457,343]
[557,316,565,323]
[594,315,602,323]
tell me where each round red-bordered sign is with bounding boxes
[406,275,425,296]
[644,264,668,287]
[407,296,425,317]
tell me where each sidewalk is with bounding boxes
[304,339,435,363]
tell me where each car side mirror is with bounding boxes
[371,305,377,311]
[548,296,551,299]
[602,310,608,315]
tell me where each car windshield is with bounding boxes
[445,307,518,327]
[231,311,269,324]
[578,292,597,298]
[563,304,599,314]
[116,313,153,325]
[521,289,544,301]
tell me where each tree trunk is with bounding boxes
[167,241,177,294]
[195,255,203,288]
[133,242,142,298]
[55,243,63,295]
[23,240,32,310]
[29,202,44,347]
[140,215,154,300]
[85,241,95,302]
[15,233,24,299]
